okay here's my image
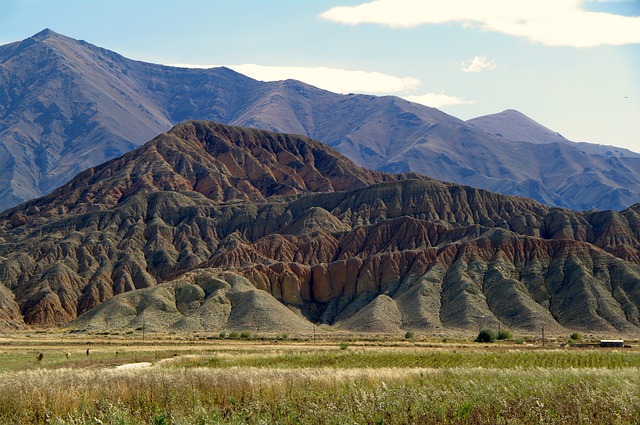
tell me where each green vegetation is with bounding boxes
[404,330,415,339]
[570,332,583,341]
[167,349,640,370]
[474,328,497,342]
[0,348,178,373]
[497,329,513,340]
[2,336,640,424]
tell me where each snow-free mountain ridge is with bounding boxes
[1,29,639,212]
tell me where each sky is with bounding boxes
[0,0,639,152]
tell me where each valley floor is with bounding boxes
[1,331,639,424]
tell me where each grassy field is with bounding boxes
[1,332,639,424]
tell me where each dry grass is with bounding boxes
[2,333,640,423]
[1,366,640,424]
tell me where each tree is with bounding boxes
[475,328,497,343]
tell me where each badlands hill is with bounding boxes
[1,29,639,212]
[1,121,640,334]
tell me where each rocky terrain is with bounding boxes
[1,121,640,334]
[1,29,639,212]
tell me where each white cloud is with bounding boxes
[172,63,421,94]
[320,0,640,47]
[461,56,497,73]
[402,92,475,107]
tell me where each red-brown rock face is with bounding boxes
[1,121,640,333]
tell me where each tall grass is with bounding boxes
[1,366,640,424]
[167,349,640,370]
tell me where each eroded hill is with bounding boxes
[1,121,640,333]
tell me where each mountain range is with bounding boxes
[1,29,639,212]
[2,121,640,334]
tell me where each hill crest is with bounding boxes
[2,30,640,212]
[2,122,640,334]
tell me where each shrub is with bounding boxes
[515,337,525,345]
[229,331,239,340]
[475,328,497,343]
[497,329,513,340]
[219,331,226,338]
[570,332,582,341]
[240,331,252,339]
[405,331,415,339]
[153,413,168,425]
[339,343,349,350]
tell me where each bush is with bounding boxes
[405,331,415,339]
[570,332,582,341]
[153,413,168,425]
[339,343,349,350]
[240,331,252,339]
[219,331,226,338]
[475,328,497,343]
[497,329,513,340]
[515,337,525,345]
[229,331,239,340]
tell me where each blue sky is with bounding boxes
[1,0,638,152]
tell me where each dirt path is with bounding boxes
[115,362,153,370]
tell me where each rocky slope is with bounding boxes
[1,30,639,212]
[1,121,640,334]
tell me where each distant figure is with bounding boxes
[116,351,119,357]
[86,348,90,356]
[37,353,43,363]
[65,352,71,360]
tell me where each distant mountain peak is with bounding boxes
[31,28,61,41]
[467,109,568,144]
[499,108,524,115]
[1,30,640,213]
